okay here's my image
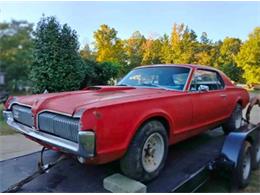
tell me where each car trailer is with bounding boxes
[1,122,259,192]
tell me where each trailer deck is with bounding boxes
[0,128,225,192]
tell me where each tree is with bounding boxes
[141,38,162,65]
[161,23,198,64]
[80,43,96,62]
[91,61,120,85]
[194,32,214,65]
[235,27,260,85]
[30,16,85,93]
[93,24,126,67]
[0,20,33,91]
[160,34,171,63]
[215,37,244,82]
[124,31,145,72]
[80,59,120,87]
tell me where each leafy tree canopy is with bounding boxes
[80,59,120,87]
[161,23,198,64]
[217,37,244,82]
[235,27,260,84]
[142,38,162,65]
[94,24,126,68]
[124,31,146,72]
[2,18,259,91]
[0,20,33,91]
[80,43,96,62]
[30,16,85,93]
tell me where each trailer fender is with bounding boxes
[220,124,259,168]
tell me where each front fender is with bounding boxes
[126,109,174,147]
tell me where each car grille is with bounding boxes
[12,104,33,127]
[38,112,79,143]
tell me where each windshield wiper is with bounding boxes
[139,83,161,88]
[116,83,129,86]
[139,83,170,90]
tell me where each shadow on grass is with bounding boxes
[198,169,260,193]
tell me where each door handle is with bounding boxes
[220,94,227,98]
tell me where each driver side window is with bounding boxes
[190,69,224,92]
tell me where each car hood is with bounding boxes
[15,86,178,115]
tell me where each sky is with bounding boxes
[0,1,260,47]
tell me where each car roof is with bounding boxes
[135,64,220,72]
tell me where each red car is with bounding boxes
[3,64,249,181]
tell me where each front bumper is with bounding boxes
[3,111,95,159]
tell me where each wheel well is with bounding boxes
[245,136,254,146]
[141,116,170,137]
[237,99,243,107]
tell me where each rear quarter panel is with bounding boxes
[219,71,249,116]
[224,86,249,116]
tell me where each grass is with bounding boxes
[198,169,260,192]
[0,91,29,136]
[250,89,260,94]
[241,169,260,192]
[0,104,17,136]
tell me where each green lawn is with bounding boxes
[240,169,260,193]
[0,91,29,136]
[0,104,17,135]
[198,169,260,192]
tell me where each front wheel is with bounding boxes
[120,120,168,182]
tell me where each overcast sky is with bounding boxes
[1,1,259,47]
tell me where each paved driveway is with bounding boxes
[0,134,41,161]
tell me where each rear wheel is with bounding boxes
[223,104,242,135]
[235,141,253,189]
[120,120,168,182]
[252,131,260,170]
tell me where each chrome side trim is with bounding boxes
[73,108,85,118]
[3,111,95,158]
[8,101,32,110]
[37,109,73,117]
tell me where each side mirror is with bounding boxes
[198,85,209,92]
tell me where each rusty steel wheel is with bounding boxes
[120,120,168,182]
[141,132,165,173]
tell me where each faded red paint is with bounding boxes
[4,64,249,164]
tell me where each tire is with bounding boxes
[120,120,168,182]
[235,141,253,189]
[252,131,260,170]
[223,104,242,135]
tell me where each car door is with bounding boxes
[188,69,228,128]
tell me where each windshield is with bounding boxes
[118,66,190,91]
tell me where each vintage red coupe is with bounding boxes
[3,64,249,181]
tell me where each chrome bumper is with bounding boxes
[3,111,95,158]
